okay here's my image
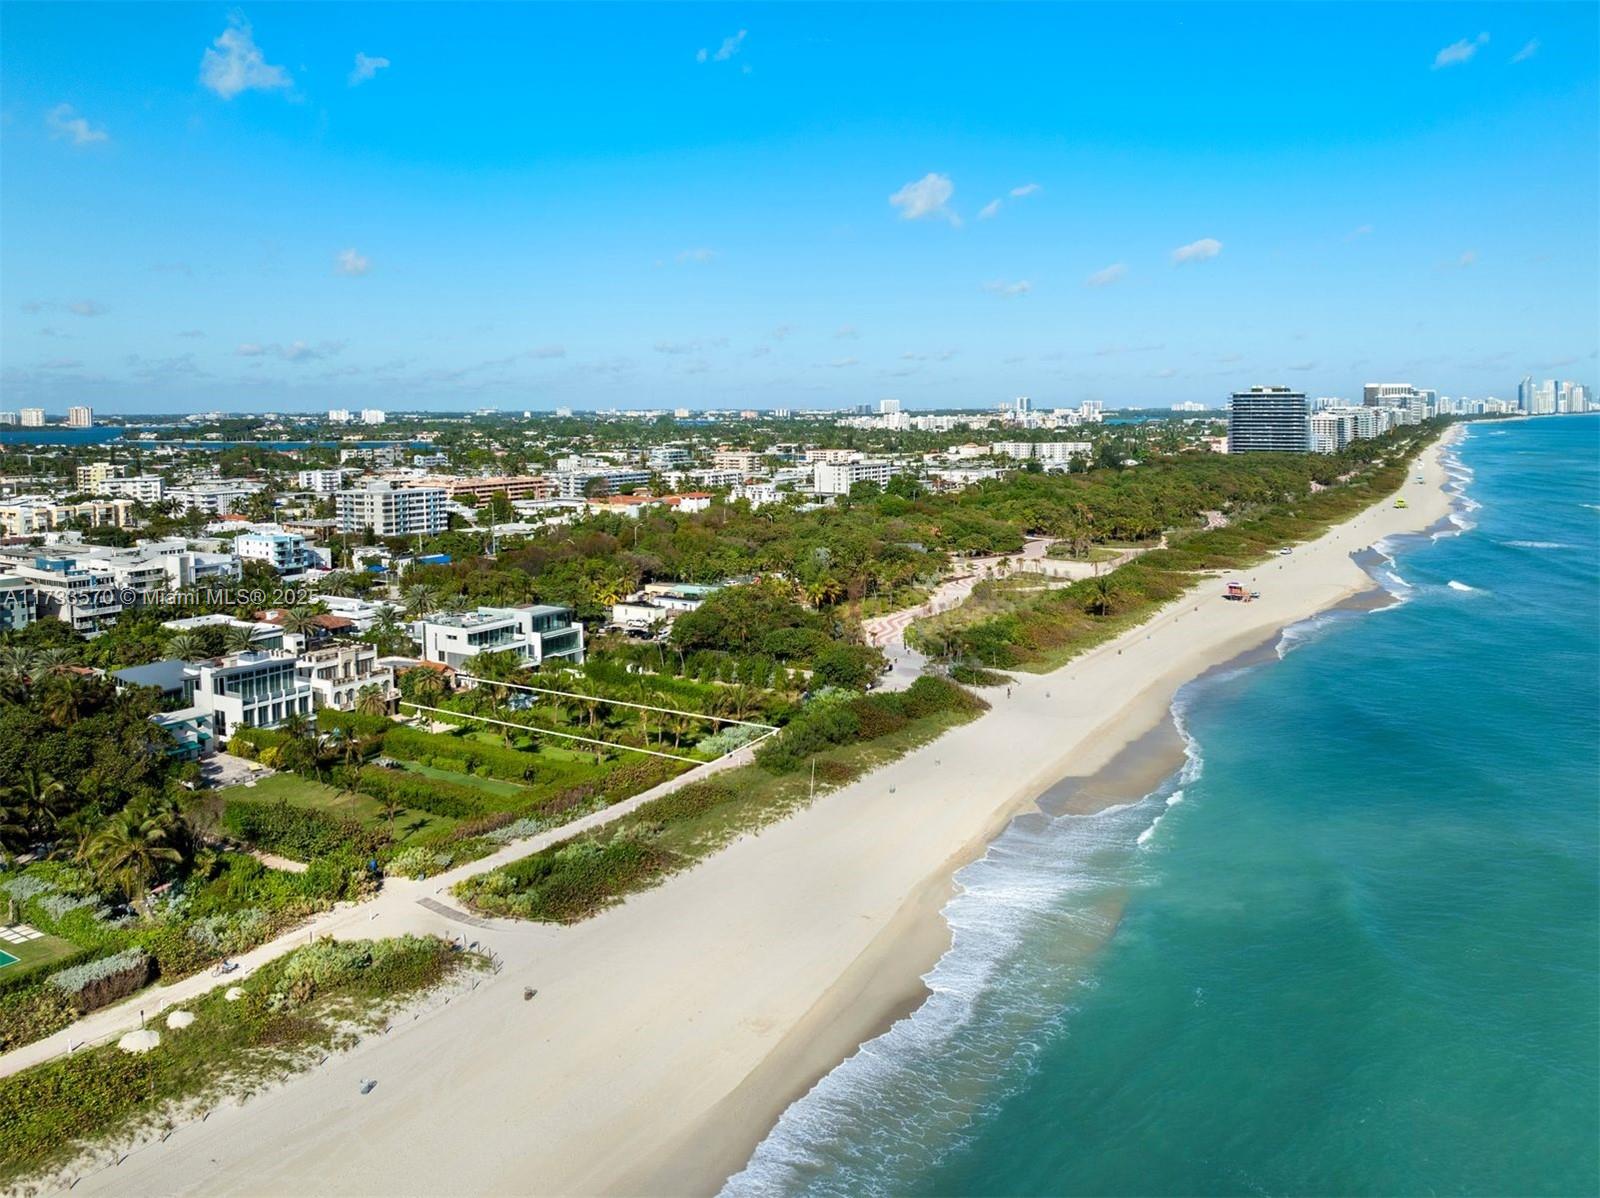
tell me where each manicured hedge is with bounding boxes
[382,725,539,781]
[316,708,392,737]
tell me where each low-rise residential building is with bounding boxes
[295,642,396,712]
[296,468,347,494]
[0,576,37,632]
[0,496,136,537]
[167,481,263,516]
[186,650,315,742]
[94,475,164,503]
[990,441,1092,465]
[404,474,557,503]
[235,531,310,576]
[415,604,585,670]
[0,552,121,632]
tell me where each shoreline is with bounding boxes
[63,429,1463,1198]
[687,428,1470,1195]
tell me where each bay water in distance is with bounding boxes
[727,414,1600,1197]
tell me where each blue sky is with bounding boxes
[2,2,1596,413]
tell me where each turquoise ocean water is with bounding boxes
[727,415,1599,1197]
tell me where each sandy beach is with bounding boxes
[62,431,1462,1198]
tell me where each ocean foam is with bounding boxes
[1446,580,1478,593]
[1503,540,1573,550]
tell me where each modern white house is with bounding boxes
[185,650,315,742]
[415,604,585,671]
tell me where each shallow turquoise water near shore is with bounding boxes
[727,415,1599,1197]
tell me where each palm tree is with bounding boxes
[0,645,36,682]
[79,799,187,901]
[30,647,77,677]
[355,684,390,718]
[218,623,258,656]
[278,606,320,638]
[368,608,404,653]
[1088,575,1117,617]
[165,632,205,661]
[38,672,94,725]
[0,768,66,862]
[402,584,439,619]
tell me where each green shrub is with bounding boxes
[0,986,74,1052]
[315,708,392,737]
[383,725,537,781]
[222,799,385,861]
[46,949,151,1014]
[460,830,674,923]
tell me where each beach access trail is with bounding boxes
[61,432,1461,1198]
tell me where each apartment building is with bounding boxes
[167,481,263,516]
[404,474,558,503]
[336,479,447,537]
[95,475,164,503]
[0,496,136,537]
[1227,387,1310,454]
[235,531,310,576]
[296,468,347,494]
[0,577,38,632]
[812,459,896,495]
[0,552,122,633]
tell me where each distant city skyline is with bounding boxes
[2,3,1596,413]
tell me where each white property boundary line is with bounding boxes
[400,702,711,763]
[452,674,779,730]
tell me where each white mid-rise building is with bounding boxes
[235,531,310,576]
[95,474,164,503]
[296,468,346,494]
[19,409,46,428]
[336,480,447,537]
[812,459,895,495]
[66,406,93,428]
[360,409,387,425]
[167,481,264,516]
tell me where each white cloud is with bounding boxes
[835,324,859,339]
[349,52,391,86]
[335,248,371,276]
[1346,223,1375,240]
[531,345,566,359]
[1457,249,1478,267]
[698,29,747,64]
[889,173,958,224]
[1286,361,1318,371]
[977,199,1002,221]
[901,349,957,362]
[1171,238,1222,264]
[828,356,859,368]
[675,247,716,264]
[177,329,206,339]
[1009,182,1041,198]
[236,339,345,362]
[68,300,108,317]
[1433,32,1489,69]
[1085,263,1127,288]
[1511,38,1539,64]
[46,104,108,146]
[982,279,1031,297]
[201,17,291,99]
[1153,367,1178,379]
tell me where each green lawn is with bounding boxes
[0,929,81,979]
[218,773,461,846]
[397,760,526,798]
